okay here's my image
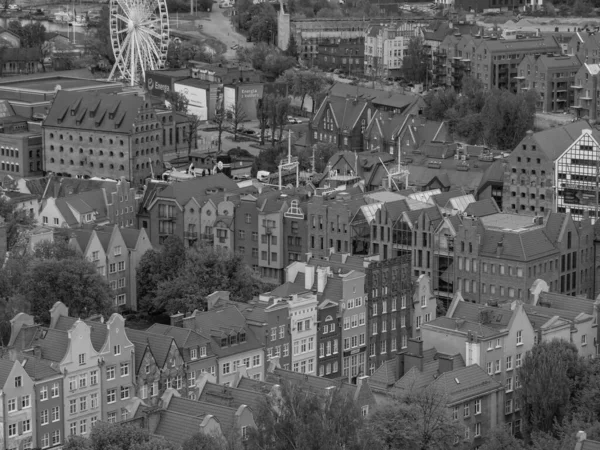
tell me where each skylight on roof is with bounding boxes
[455,377,460,384]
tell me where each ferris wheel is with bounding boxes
[108,0,170,86]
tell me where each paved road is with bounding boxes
[171,9,249,60]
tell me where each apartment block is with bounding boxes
[571,63,600,119]
[515,54,581,112]
[314,37,364,76]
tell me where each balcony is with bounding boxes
[184,231,198,239]
[571,84,583,89]
[158,214,176,221]
[200,233,214,242]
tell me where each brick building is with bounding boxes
[43,91,165,186]
[515,54,581,112]
[571,62,600,120]
[454,212,594,303]
[314,37,364,76]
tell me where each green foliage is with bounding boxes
[182,432,226,450]
[247,3,277,43]
[8,21,46,49]
[246,380,374,450]
[518,340,587,436]
[167,41,215,69]
[285,35,299,58]
[85,5,114,64]
[423,77,537,150]
[0,197,35,251]
[32,238,80,260]
[478,426,526,450]
[63,422,175,450]
[237,44,296,78]
[277,69,332,113]
[369,389,461,450]
[136,237,272,316]
[402,36,428,84]
[165,91,190,114]
[573,0,593,14]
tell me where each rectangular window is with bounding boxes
[516,330,523,345]
[90,370,98,385]
[516,353,522,368]
[107,366,115,380]
[91,393,98,409]
[40,386,48,401]
[52,430,61,446]
[506,356,513,371]
[464,402,470,417]
[7,398,16,412]
[120,386,130,400]
[474,398,481,415]
[51,406,60,422]
[120,362,129,377]
[107,389,116,404]
[21,395,30,409]
[41,409,49,425]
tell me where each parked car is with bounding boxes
[287,116,303,124]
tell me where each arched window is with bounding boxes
[109,164,114,169]
[89,149,93,155]
[50,158,55,163]
[99,163,104,168]
[60,159,64,164]
[119,152,124,158]
[119,165,124,170]
[69,160,73,165]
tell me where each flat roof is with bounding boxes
[480,213,540,231]
[0,77,116,92]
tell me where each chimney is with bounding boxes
[170,313,184,328]
[401,338,424,375]
[317,267,328,293]
[49,302,69,329]
[357,375,369,386]
[575,431,587,450]
[305,265,315,290]
[33,345,41,359]
[437,354,455,375]
[8,313,34,348]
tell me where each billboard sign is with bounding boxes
[174,82,207,120]
[145,72,175,97]
[563,187,597,206]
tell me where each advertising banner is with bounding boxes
[174,83,208,120]
[145,72,174,97]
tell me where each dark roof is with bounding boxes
[25,176,117,200]
[155,174,238,207]
[43,90,144,133]
[267,367,358,399]
[464,198,500,217]
[431,365,503,405]
[0,359,15,387]
[126,329,177,368]
[431,188,466,208]
[167,396,237,435]
[479,226,558,261]
[53,316,107,353]
[528,121,596,162]
[31,328,69,362]
[199,381,264,413]
[236,376,275,393]
[145,324,215,362]
[0,47,40,61]
[537,291,596,315]
[120,227,142,249]
[581,439,600,450]
[154,410,208,448]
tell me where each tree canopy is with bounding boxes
[423,77,537,150]
[137,237,274,316]
[0,239,113,328]
[402,36,428,84]
[236,44,296,78]
[63,422,175,450]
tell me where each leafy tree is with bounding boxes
[247,3,278,44]
[573,0,593,14]
[237,44,295,78]
[478,426,526,450]
[277,69,331,113]
[63,422,175,450]
[198,0,213,11]
[518,340,587,436]
[182,432,226,450]
[85,5,114,64]
[8,21,48,70]
[165,91,189,114]
[184,114,201,160]
[137,235,186,314]
[369,389,461,450]
[256,95,274,145]
[25,258,113,325]
[228,101,248,142]
[246,380,375,450]
[32,239,80,261]
[151,242,267,315]
[403,36,428,84]
[285,35,299,58]
[213,102,227,154]
[0,197,35,251]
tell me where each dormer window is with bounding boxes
[239,332,246,343]
[230,334,238,345]
[200,346,207,358]
[221,337,227,347]
[190,348,198,360]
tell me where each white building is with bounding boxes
[555,127,600,222]
[364,21,426,78]
[289,291,318,374]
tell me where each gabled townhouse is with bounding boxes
[144,173,239,246]
[309,94,374,152]
[254,288,292,370]
[39,189,111,228]
[571,63,600,119]
[390,341,504,446]
[69,225,152,311]
[48,303,136,424]
[8,307,103,440]
[258,196,287,284]
[317,299,340,379]
[10,354,64,450]
[284,257,365,381]
[421,294,535,435]
[306,192,366,259]
[126,329,188,403]
[146,323,218,400]
[0,359,36,450]
[180,306,265,386]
